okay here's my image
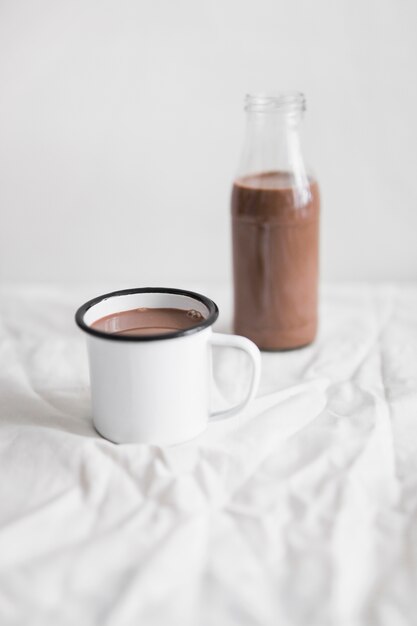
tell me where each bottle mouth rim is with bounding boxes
[245,91,306,114]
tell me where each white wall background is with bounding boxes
[1,0,416,285]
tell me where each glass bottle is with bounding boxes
[231,92,320,350]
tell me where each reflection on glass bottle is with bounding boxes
[231,93,320,350]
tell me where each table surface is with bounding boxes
[0,283,416,626]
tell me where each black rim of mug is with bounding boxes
[75,287,219,342]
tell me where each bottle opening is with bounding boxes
[245,92,306,115]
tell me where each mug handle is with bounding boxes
[209,333,261,420]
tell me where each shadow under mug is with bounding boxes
[75,287,261,445]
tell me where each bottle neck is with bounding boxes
[237,93,310,191]
[238,112,308,185]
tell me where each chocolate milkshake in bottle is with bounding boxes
[231,92,320,350]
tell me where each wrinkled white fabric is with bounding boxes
[0,283,416,626]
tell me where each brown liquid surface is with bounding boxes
[232,171,320,350]
[91,307,205,336]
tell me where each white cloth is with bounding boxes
[0,283,416,626]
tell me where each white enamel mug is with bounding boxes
[76,288,261,445]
